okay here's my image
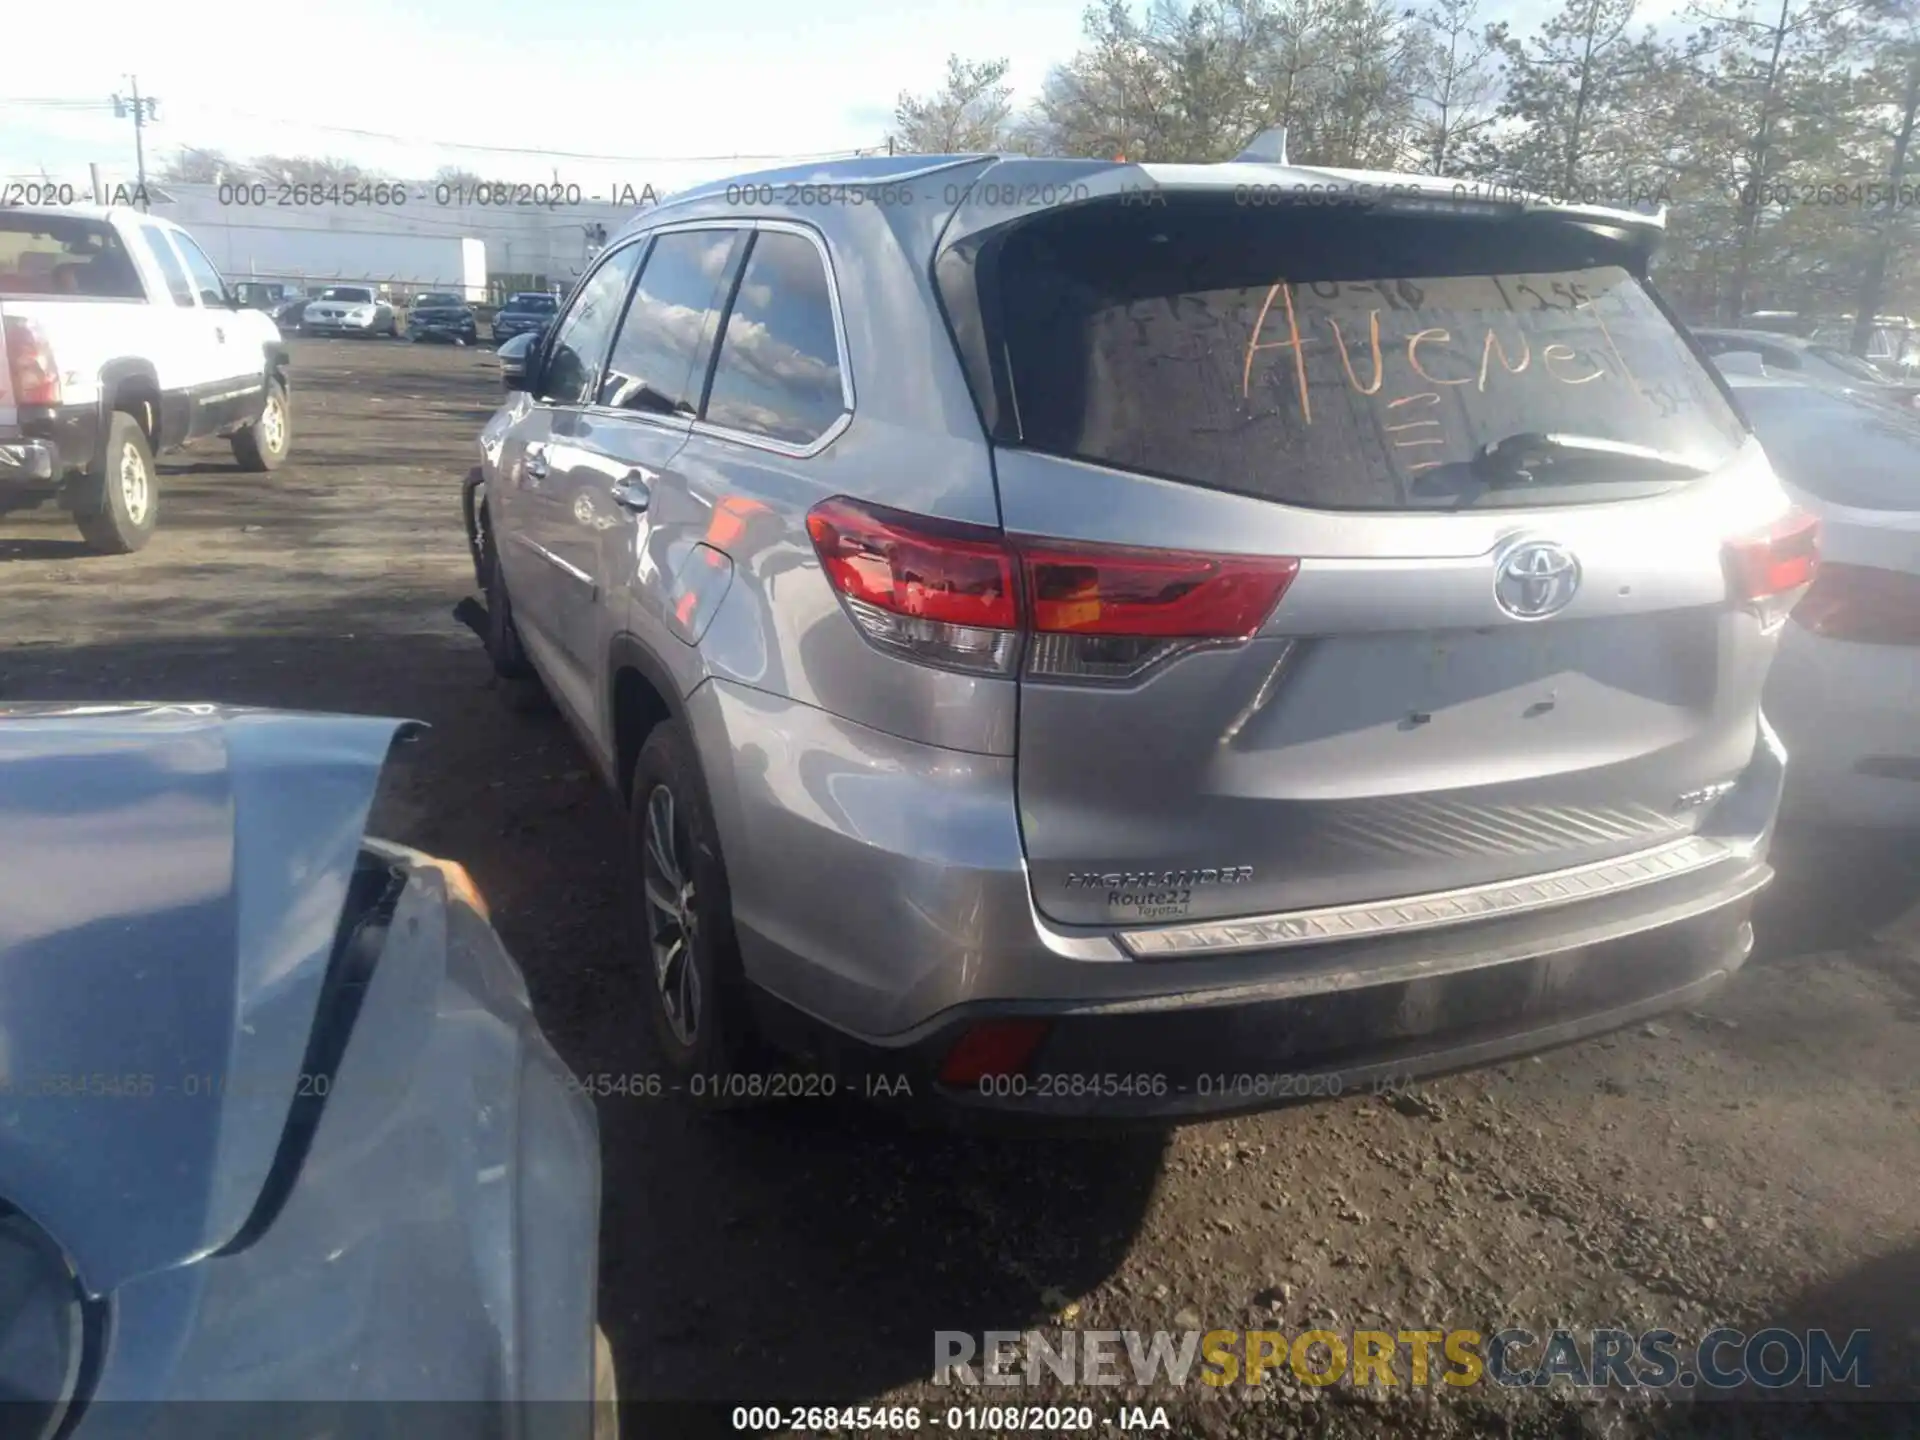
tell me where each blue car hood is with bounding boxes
[0,705,415,1294]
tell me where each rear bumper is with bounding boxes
[0,436,57,485]
[754,861,1762,1122]
[689,679,1784,1116]
[1766,629,1920,828]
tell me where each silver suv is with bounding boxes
[461,150,1816,1119]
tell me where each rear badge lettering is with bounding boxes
[1673,780,1736,811]
[1065,867,1253,921]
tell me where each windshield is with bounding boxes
[509,294,557,312]
[973,200,1745,510]
[415,293,462,306]
[319,287,374,302]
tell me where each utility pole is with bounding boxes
[110,75,158,202]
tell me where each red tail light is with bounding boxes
[937,1019,1051,1087]
[2,317,61,407]
[1792,562,1920,646]
[1724,510,1819,632]
[805,497,1300,682]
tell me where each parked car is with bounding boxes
[1810,318,1920,378]
[407,291,479,345]
[1691,327,1920,412]
[231,282,312,335]
[0,205,291,553]
[490,292,558,345]
[302,285,398,338]
[270,293,312,332]
[1721,373,1920,828]
[0,704,616,1437]
[460,149,1811,1120]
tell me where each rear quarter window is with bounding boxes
[979,200,1747,510]
[0,215,145,300]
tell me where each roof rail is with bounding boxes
[1233,128,1289,165]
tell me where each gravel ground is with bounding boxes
[2,339,1916,1439]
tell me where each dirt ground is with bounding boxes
[3,339,1917,1438]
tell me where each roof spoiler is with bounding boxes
[1233,128,1289,165]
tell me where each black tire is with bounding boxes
[72,412,158,554]
[231,377,290,472]
[481,516,550,713]
[628,718,763,1104]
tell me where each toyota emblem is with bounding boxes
[1493,539,1581,619]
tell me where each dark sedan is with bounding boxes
[491,291,558,346]
[407,291,480,345]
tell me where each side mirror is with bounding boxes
[497,333,541,393]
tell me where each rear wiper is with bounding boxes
[1471,431,1709,486]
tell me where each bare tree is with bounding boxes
[251,155,383,186]
[893,54,1016,153]
[1408,0,1501,173]
[158,148,234,184]
[1848,1,1920,351]
[1487,0,1648,193]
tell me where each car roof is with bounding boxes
[624,150,1670,256]
[1,203,185,233]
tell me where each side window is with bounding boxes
[170,233,228,307]
[702,230,846,445]
[538,245,644,406]
[597,229,741,415]
[138,226,194,306]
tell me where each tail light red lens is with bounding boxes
[1724,510,1819,632]
[805,496,1300,682]
[1021,541,1300,637]
[1792,562,1920,646]
[805,498,1018,629]
[937,1019,1051,1087]
[1724,510,1820,601]
[2,317,61,407]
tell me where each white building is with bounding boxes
[131,179,650,300]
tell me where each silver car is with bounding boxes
[301,284,398,338]
[0,705,613,1434]
[462,148,1815,1119]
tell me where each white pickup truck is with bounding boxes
[0,205,290,553]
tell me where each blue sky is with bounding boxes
[1,0,1689,193]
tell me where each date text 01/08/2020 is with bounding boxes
[972,1072,1418,1101]
[730,1405,1168,1432]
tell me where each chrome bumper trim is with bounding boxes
[1118,834,1731,958]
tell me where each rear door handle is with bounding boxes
[611,468,655,513]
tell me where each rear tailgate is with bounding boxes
[939,187,1797,932]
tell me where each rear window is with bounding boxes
[1736,384,1920,511]
[974,200,1747,510]
[511,294,557,312]
[0,215,144,300]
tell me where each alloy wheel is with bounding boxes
[260,394,287,455]
[119,443,151,526]
[642,782,701,1047]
